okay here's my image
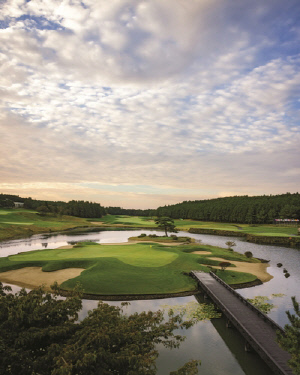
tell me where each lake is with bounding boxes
[1,229,299,374]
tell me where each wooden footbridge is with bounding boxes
[191,271,295,375]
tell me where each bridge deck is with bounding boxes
[191,271,294,375]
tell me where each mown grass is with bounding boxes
[89,215,299,237]
[0,208,94,242]
[129,235,193,243]
[0,242,258,295]
[1,209,297,246]
[181,220,298,237]
[91,215,157,227]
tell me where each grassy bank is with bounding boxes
[0,241,259,295]
[0,208,95,242]
[91,215,300,248]
[2,210,298,247]
[90,215,157,227]
[91,215,299,236]
[129,235,194,243]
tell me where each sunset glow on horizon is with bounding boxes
[1,0,300,208]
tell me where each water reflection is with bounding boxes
[1,229,299,374]
[1,229,299,327]
[2,283,272,375]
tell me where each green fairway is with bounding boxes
[0,208,94,242]
[178,220,298,236]
[93,215,156,227]
[1,209,297,249]
[90,215,299,237]
[0,242,259,295]
[12,242,179,267]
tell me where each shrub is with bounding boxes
[219,261,231,271]
[138,233,147,238]
[225,241,236,250]
[244,251,253,258]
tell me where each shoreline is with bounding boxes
[1,223,299,249]
[188,227,300,248]
[0,277,263,301]
[58,278,263,300]
[0,264,266,301]
[0,239,273,298]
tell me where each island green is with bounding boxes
[0,241,259,296]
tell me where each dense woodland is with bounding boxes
[0,194,25,208]
[0,194,105,218]
[106,206,156,217]
[156,193,300,224]
[1,193,300,224]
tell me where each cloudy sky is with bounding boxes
[0,0,300,209]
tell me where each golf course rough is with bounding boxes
[0,241,265,296]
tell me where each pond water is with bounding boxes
[1,229,299,375]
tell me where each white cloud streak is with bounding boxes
[0,0,299,208]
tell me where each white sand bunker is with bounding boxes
[0,267,84,291]
[208,257,273,282]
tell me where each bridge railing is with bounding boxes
[190,270,285,334]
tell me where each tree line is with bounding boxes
[0,194,25,208]
[25,198,106,218]
[155,193,300,224]
[105,193,300,224]
[105,206,156,217]
[0,194,105,219]
[2,192,300,224]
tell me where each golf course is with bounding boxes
[0,208,292,297]
[0,239,269,297]
[92,215,300,237]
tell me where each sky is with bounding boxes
[0,0,300,209]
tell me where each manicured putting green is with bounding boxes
[11,243,178,267]
[1,242,258,295]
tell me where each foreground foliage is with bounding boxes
[161,301,222,322]
[277,297,300,375]
[0,282,201,375]
[246,294,284,314]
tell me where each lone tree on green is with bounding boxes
[155,217,178,237]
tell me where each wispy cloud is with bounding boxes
[1,0,299,208]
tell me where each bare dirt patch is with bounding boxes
[208,257,273,282]
[0,267,84,291]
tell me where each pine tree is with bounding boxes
[277,297,300,374]
[155,217,178,237]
